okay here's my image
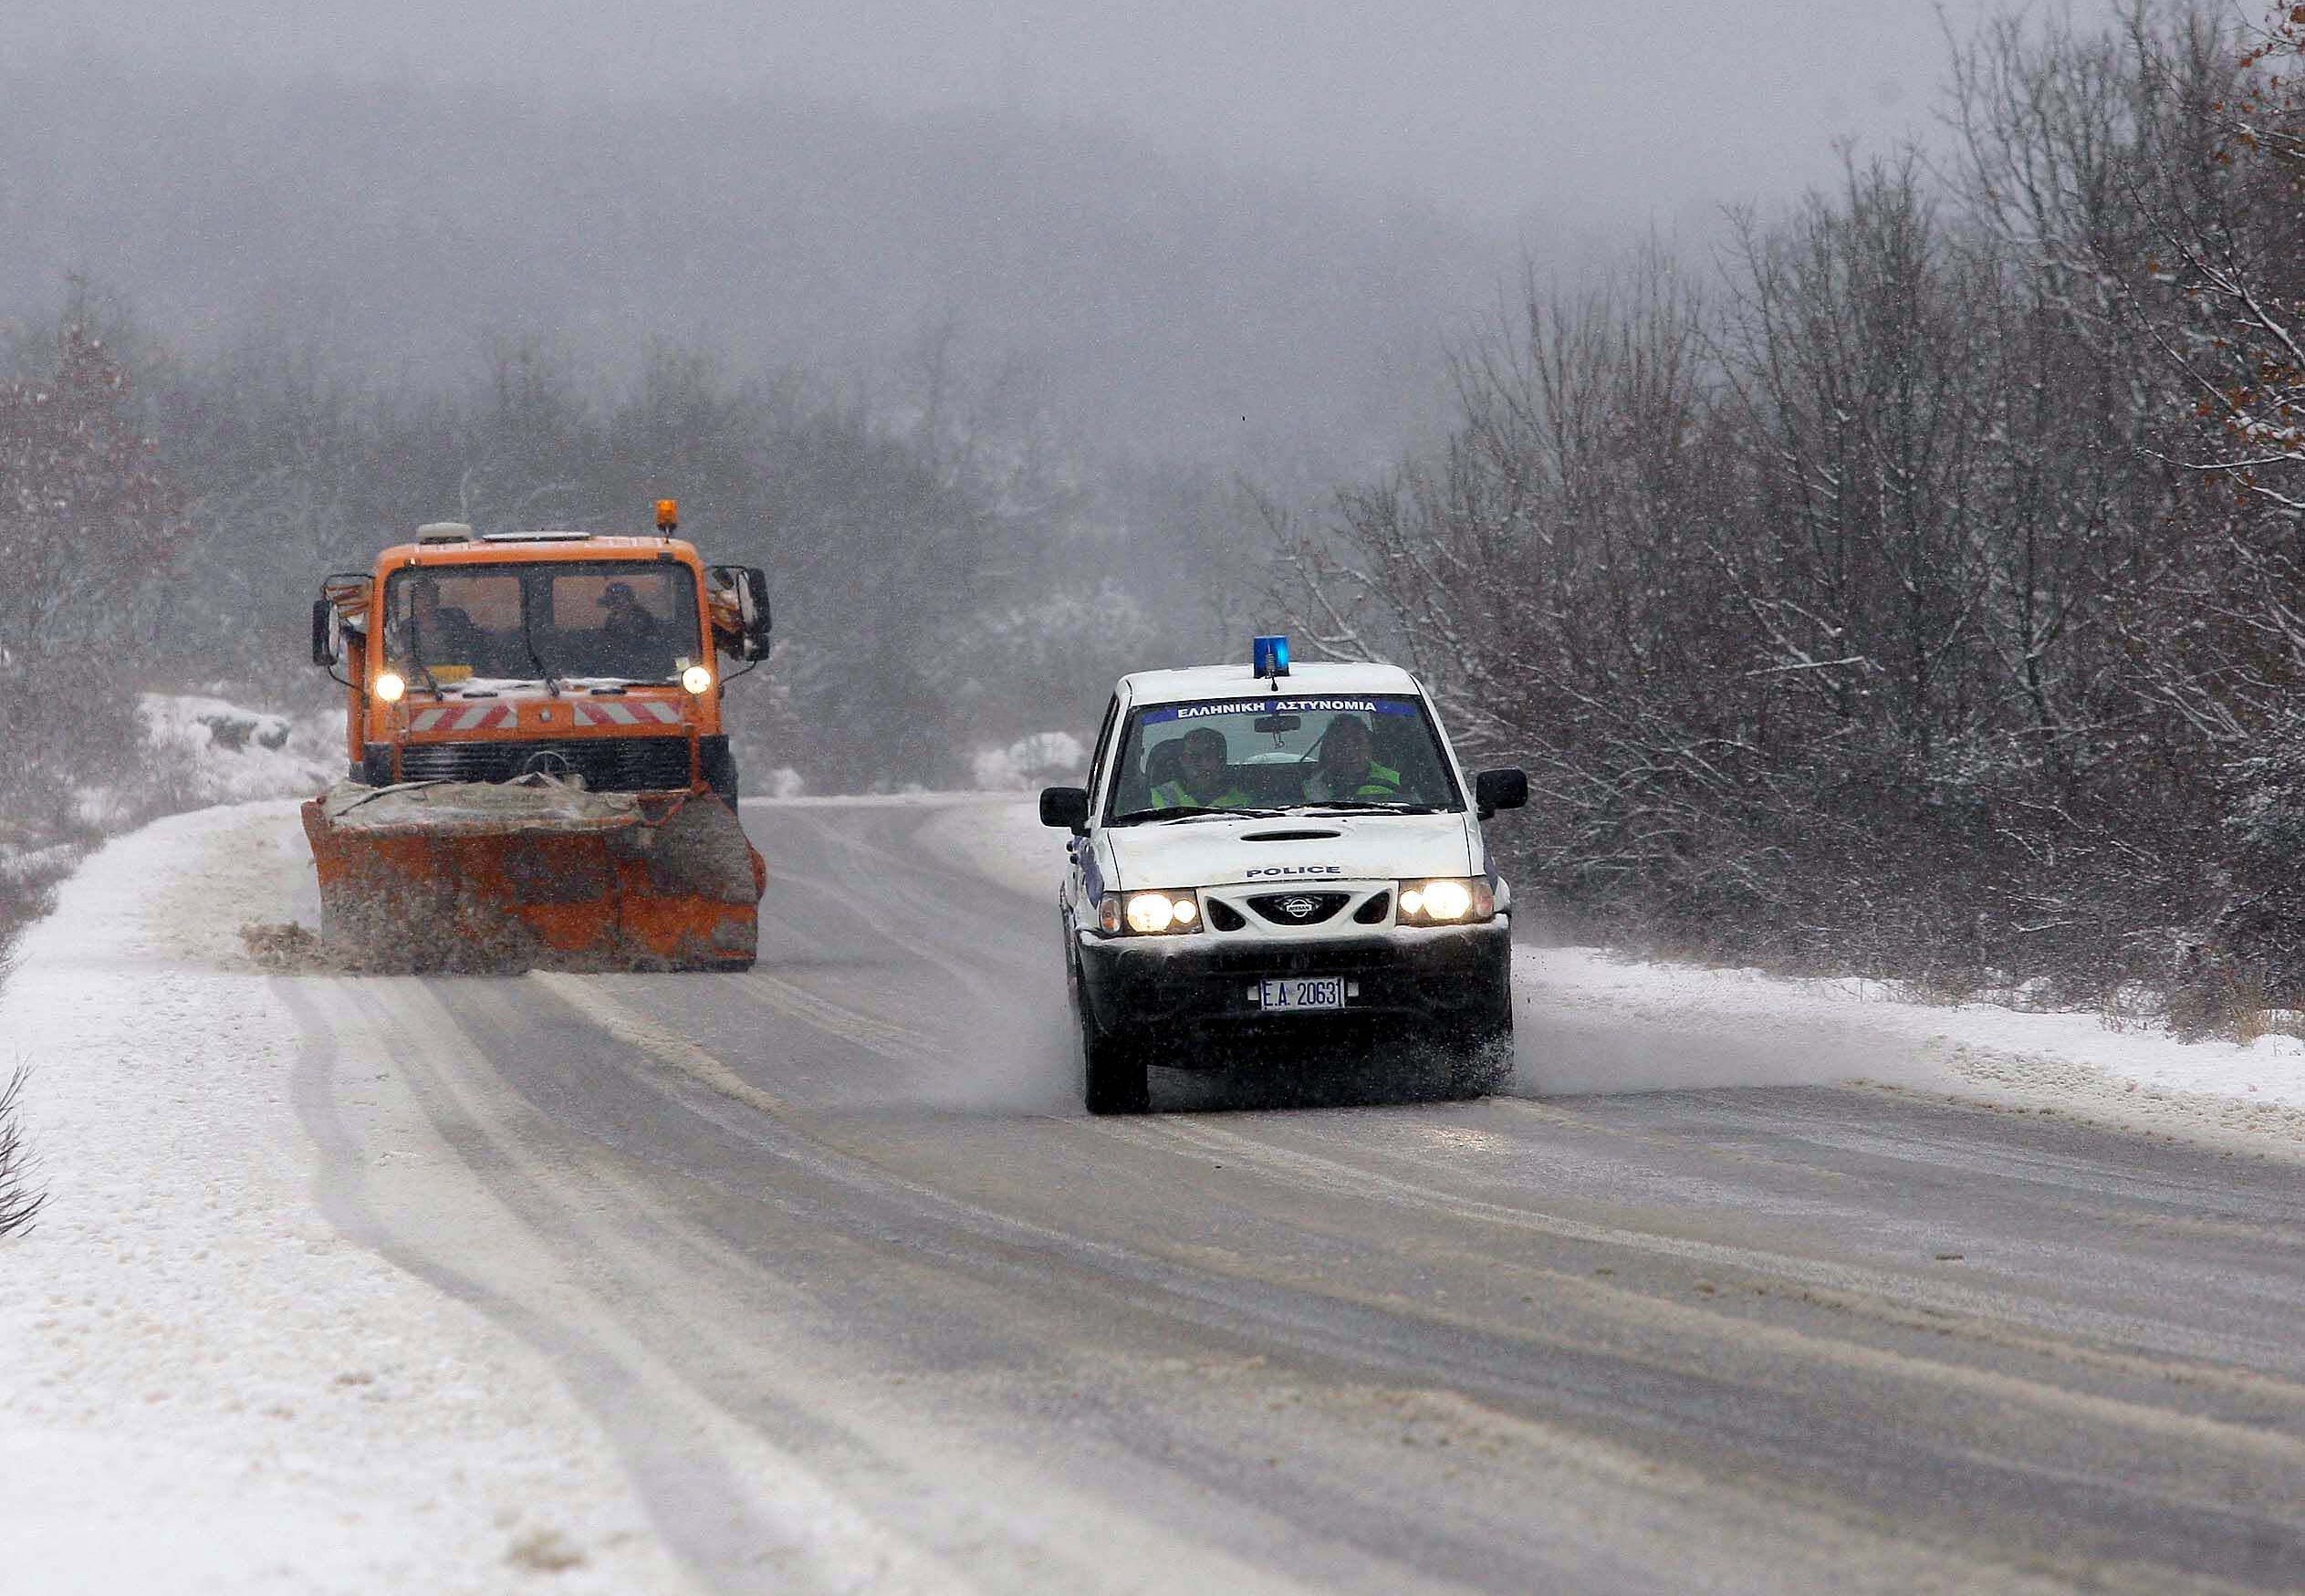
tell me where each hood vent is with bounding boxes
[1240,829,1342,842]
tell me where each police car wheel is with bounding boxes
[1074,971,1150,1115]
[1082,1028,1149,1115]
[1445,1023,1515,1100]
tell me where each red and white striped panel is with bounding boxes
[570,700,684,727]
[408,704,516,733]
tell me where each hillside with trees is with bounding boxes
[1278,4,2305,1022]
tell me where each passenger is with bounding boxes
[1151,727,1251,809]
[403,579,484,666]
[1303,715,1402,802]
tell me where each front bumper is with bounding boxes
[1075,918,1510,1048]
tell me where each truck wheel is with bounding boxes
[700,735,740,801]
[1074,965,1149,1115]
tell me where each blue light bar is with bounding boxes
[1252,634,1290,678]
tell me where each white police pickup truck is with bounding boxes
[1040,639,1528,1113]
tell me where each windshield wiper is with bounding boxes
[1113,805,1287,826]
[1295,800,1447,815]
[518,599,563,697]
[404,610,443,697]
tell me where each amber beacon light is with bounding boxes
[654,498,680,534]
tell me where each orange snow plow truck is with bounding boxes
[304,502,772,972]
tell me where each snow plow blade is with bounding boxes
[301,776,765,973]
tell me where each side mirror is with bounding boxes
[708,565,775,661]
[1474,767,1528,820]
[738,566,772,660]
[311,597,340,667]
[1039,786,1091,835]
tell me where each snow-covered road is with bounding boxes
[5,797,2304,1591]
[0,804,683,1592]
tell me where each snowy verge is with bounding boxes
[0,803,683,1593]
[76,694,340,829]
[916,798,2305,1155]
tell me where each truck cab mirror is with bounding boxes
[1474,767,1528,819]
[311,597,339,667]
[711,565,774,661]
[739,566,772,660]
[1039,786,1091,835]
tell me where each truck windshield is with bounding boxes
[1106,694,1464,823]
[383,561,703,685]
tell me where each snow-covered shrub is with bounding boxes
[969,731,1086,791]
[132,693,339,806]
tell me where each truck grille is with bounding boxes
[399,735,693,792]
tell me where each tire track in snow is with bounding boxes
[279,975,964,1595]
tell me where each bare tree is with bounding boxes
[0,309,186,829]
[1713,159,1992,774]
[1267,5,2305,996]
[1276,249,1774,914]
[0,1068,46,1238]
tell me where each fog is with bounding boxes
[5,1,2091,225]
[2,2,2116,463]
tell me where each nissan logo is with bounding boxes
[1279,897,1319,919]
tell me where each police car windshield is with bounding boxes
[1107,694,1464,823]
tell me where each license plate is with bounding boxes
[1258,976,1345,1012]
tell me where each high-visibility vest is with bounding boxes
[1330,761,1401,799]
[1152,778,1251,809]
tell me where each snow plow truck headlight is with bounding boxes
[1395,877,1492,925]
[682,664,714,694]
[1100,891,1201,935]
[374,671,406,704]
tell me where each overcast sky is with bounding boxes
[5,0,2120,228]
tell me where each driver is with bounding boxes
[1151,726,1251,809]
[598,580,664,648]
[1303,715,1402,803]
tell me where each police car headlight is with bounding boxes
[1101,891,1201,935]
[1395,878,1493,925]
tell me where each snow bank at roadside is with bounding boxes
[0,803,680,1592]
[55,694,339,836]
[917,797,2305,1154]
[138,692,340,806]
